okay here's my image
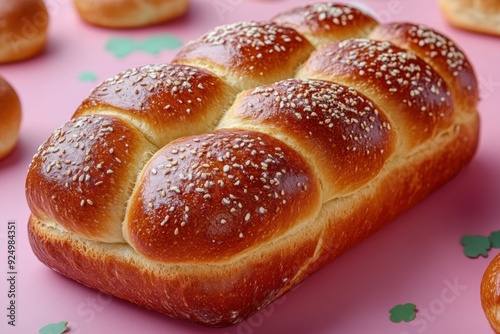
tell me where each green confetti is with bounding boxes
[105,34,183,58]
[78,71,98,82]
[138,34,183,54]
[39,321,68,334]
[105,36,138,58]
[389,303,417,323]
[460,235,491,258]
[489,231,500,248]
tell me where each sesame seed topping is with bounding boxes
[247,78,392,157]
[30,115,141,233]
[316,38,452,122]
[194,20,305,74]
[161,215,170,226]
[132,128,319,261]
[407,24,467,74]
[297,3,363,28]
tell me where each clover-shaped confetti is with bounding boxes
[389,303,417,323]
[39,321,68,334]
[138,34,183,54]
[105,34,183,58]
[460,235,491,258]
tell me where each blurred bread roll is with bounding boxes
[0,76,21,160]
[439,0,500,36]
[73,0,189,28]
[0,0,49,63]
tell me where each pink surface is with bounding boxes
[1,0,499,333]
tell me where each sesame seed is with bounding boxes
[161,216,170,226]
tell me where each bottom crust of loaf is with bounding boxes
[28,111,480,327]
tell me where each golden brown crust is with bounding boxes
[272,2,379,47]
[0,76,22,159]
[172,21,315,91]
[297,38,454,151]
[74,64,238,148]
[26,115,157,243]
[29,214,320,327]
[73,0,189,28]
[218,78,396,200]
[0,0,48,63]
[369,22,479,114]
[28,105,479,327]
[124,129,321,263]
[439,0,500,36]
[24,1,481,328]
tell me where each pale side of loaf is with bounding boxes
[25,2,480,327]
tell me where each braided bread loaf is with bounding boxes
[25,2,480,327]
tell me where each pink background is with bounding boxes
[1,0,499,333]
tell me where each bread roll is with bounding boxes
[482,253,500,333]
[73,0,189,28]
[25,2,480,328]
[0,0,49,63]
[439,0,500,36]
[0,76,22,159]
